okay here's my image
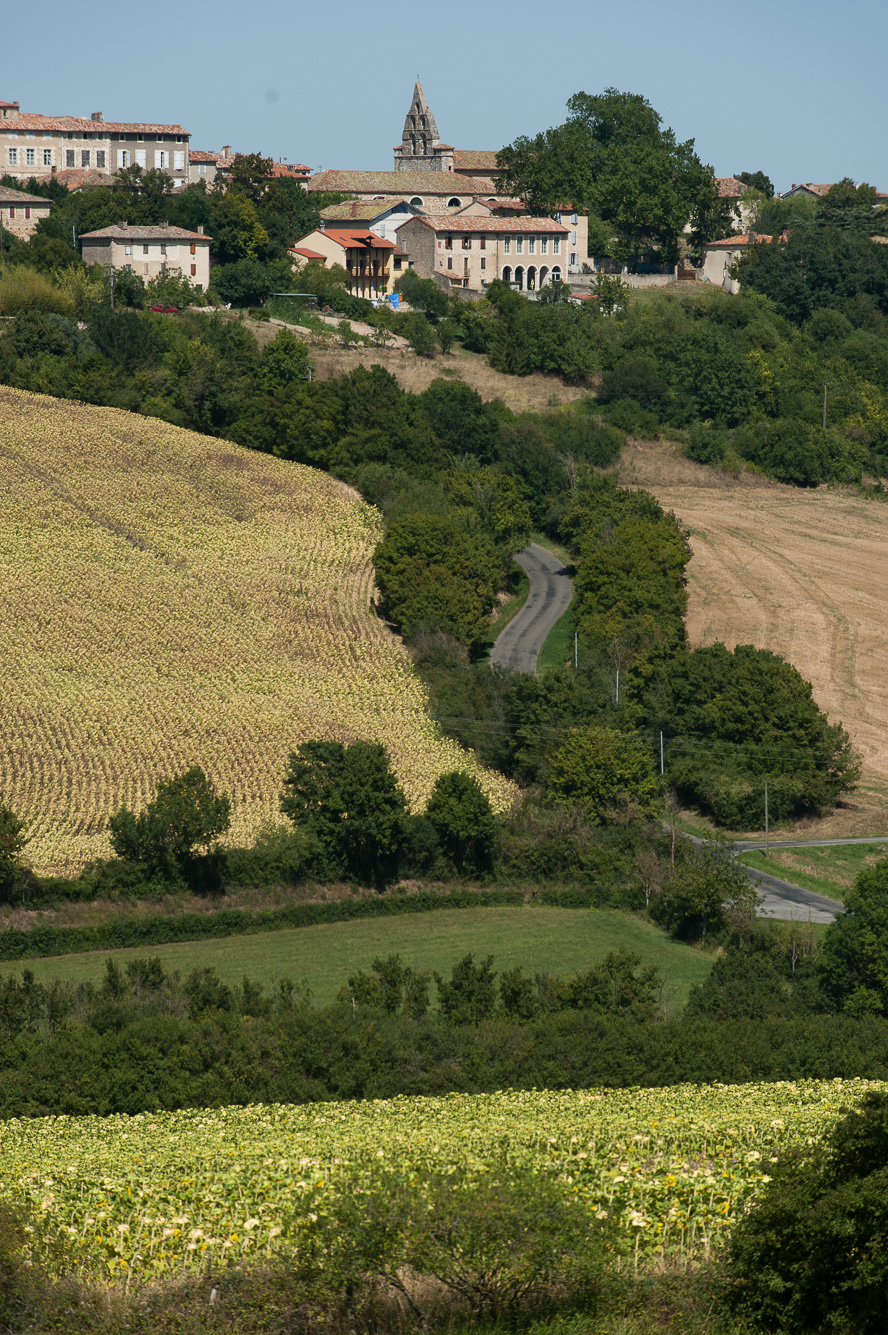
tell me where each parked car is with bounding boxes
[147,304,179,315]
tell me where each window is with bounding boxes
[137,134,144,143]
[541,238,548,254]
[554,212,562,222]
[447,196,460,207]
[190,243,196,255]
[143,244,149,255]
[66,149,75,167]
[464,258,469,273]
[176,135,184,144]
[160,243,166,256]
[7,208,13,219]
[118,150,130,168]
[174,151,184,171]
[124,245,132,255]
[504,238,510,253]
[444,236,452,249]
[25,148,35,165]
[480,256,486,270]
[571,230,577,245]
[571,212,578,225]
[479,237,486,249]
[96,151,105,168]
[43,149,52,166]
[461,235,471,249]
[81,150,91,167]
[570,253,578,266]
[190,263,196,276]
[516,238,523,253]
[199,164,206,175]
[529,238,535,253]
[553,239,560,254]
[447,257,453,270]
[24,207,30,219]
[7,149,16,165]
[157,150,168,169]
[135,150,146,168]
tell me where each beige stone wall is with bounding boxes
[701,244,743,293]
[1,200,51,241]
[1,129,188,186]
[82,236,210,289]
[553,212,589,269]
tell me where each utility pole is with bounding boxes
[109,266,115,312]
[822,382,830,430]
[615,667,620,705]
[660,731,664,776]
[764,778,769,858]
[573,631,578,671]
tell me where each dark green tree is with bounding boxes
[425,771,498,875]
[547,726,660,825]
[819,858,888,1014]
[0,803,29,900]
[434,953,498,1023]
[735,170,775,198]
[108,766,231,885]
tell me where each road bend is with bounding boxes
[489,544,573,675]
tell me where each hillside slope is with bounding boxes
[0,388,514,873]
[619,441,888,814]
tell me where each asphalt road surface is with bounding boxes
[490,544,573,675]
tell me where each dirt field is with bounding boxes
[617,440,888,834]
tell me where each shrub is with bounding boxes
[0,266,74,316]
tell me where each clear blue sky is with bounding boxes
[4,0,885,192]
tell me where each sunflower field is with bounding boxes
[0,1080,878,1284]
[0,387,515,873]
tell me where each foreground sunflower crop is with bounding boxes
[0,1080,879,1284]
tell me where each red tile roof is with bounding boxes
[404,214,569,235]
[704,232,775,248]
[52,167,117,191]
[80,222,211,241]
[715,177,750,197]
[267,161,311,178]
[189,150,225,163]
[0,112,188,135]
[0,184,51,204]
[452,149,499,171]
[290,246,326,260]
[308,169,487,195]
[322,229,396,250]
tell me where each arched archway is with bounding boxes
[539,266,550,287]
[447,197,461,208]
[410,196,424,207]
[527,265,537,291]
[551,266,562,284]
[502,266,512,284]
[514,265,524,290]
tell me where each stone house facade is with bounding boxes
[0,184,52,241]
[0,100,189,187]
[289,228,400,298]
[396,215,570,291]
[79,221,211,288]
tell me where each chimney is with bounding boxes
[222,145,233,157]
[120,219,128,229]
[91,111,103,122]
[197,224,204,234]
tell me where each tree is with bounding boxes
[403,312,436,357]
[655,834,757,941]
[434,953,498,1023]
[735,170,775,198]
[255,328,312,392]
[226,154,276,202]
[739,226,888,324]
[280,740,410,888]
[728,1090,888,1334]
[819,857,888,1014]
[417,379,500,459]
[393,269,450,321]
[547,726,660,825]
[425,771,498,875]
[210,191,269,263]
[0,803,29,900]
[496,88,716,265]
[108,767,231,885]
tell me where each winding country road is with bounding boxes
[489,544,573,675]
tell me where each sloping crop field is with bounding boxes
[0,388,514,873]
[619,442,888,825]
[1,1080,877,1283]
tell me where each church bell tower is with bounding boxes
[394,83,454,173]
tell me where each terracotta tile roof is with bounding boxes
[0,113,188,135]
[452,150,499,171]
[715,177,750,197]
[267,161,311,178]
[52,167,116,191]
[320,196,414,220]
[322,228,396,251]
[704,232,775,248]
[80,222,211,241]
[0,101,19,109]
[404,214,569,235]
[0,184,52,204]
[290,246,326,260]
[189,150,223,163]
[308,169,485,195]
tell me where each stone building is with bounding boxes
[0,99,189,188]
[396,214,570,291]
[289,228,401,298]
[79,221,211,289]
[0,184,52,241]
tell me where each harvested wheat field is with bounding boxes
[618,440,888,832]
[0,388,515,874]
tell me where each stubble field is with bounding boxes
[619,441,888,834]
[0,387,514,874]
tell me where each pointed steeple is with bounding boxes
[401,82,439,156]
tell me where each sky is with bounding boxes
[3,0,886,193]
